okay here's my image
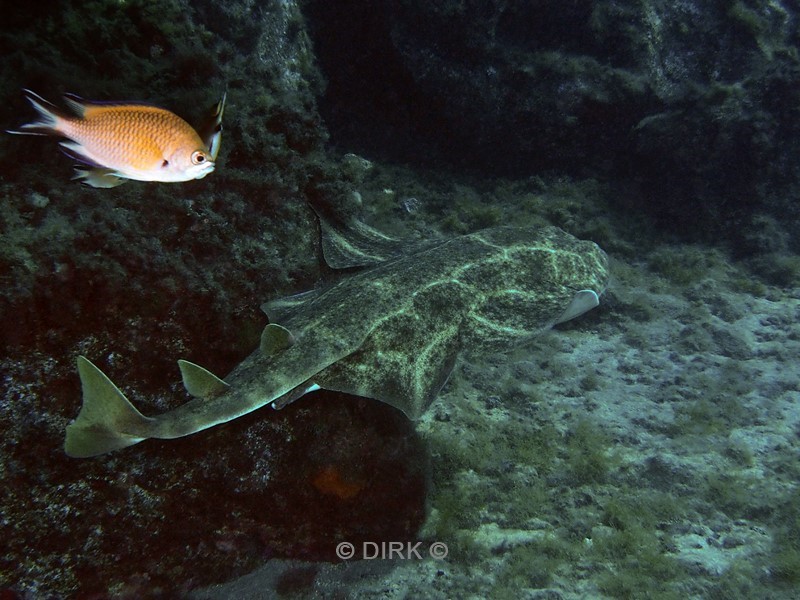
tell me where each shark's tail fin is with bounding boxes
[65,356,156,458]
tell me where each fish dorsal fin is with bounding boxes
[554,289,600,324]
[260,323,295,356]
[177,359,230,399]
[62,93,87,117]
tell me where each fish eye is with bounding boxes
[191,151,207,165]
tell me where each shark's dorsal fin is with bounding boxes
[178,359,230,399]
[260,323,295,356]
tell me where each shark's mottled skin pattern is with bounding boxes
[65,225,609,457]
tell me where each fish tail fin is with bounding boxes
[64,356,155,458]
[6,89,68,136]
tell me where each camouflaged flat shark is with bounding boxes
[65,225,609,458]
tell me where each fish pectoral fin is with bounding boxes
[59,141,102,167]
[72,167,127,188]
[65,356,156,458]
[177,359,230,399]
[260,323,295,356]
[554,289,600,324]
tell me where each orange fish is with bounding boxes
[8,89,225,188]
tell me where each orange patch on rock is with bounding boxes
[311,465,364,500]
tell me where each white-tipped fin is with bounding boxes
[554,289,600,324]
[272,383,321,410]
[200,92,226,161]
[260,323,295,356]
[72,166,127,188]
[178,359,230,399]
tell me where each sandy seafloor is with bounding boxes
[183,164,800,599]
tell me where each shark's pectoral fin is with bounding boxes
[309,203,408,269]
[65,356,155,458]
[313,332,461,421]
[554,289,600,324]
[398,344,460,420]
[261,290,321,323]
[260,323,295,356]
[177,359,230,399]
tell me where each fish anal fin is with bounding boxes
[177,359,230,399]
[72,167,127,188]
[65,356,155,458]
[260,323,295,356]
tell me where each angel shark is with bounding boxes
[65,225,609,458]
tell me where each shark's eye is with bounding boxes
[191,151,207,165]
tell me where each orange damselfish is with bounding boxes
[8,89,225,188]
